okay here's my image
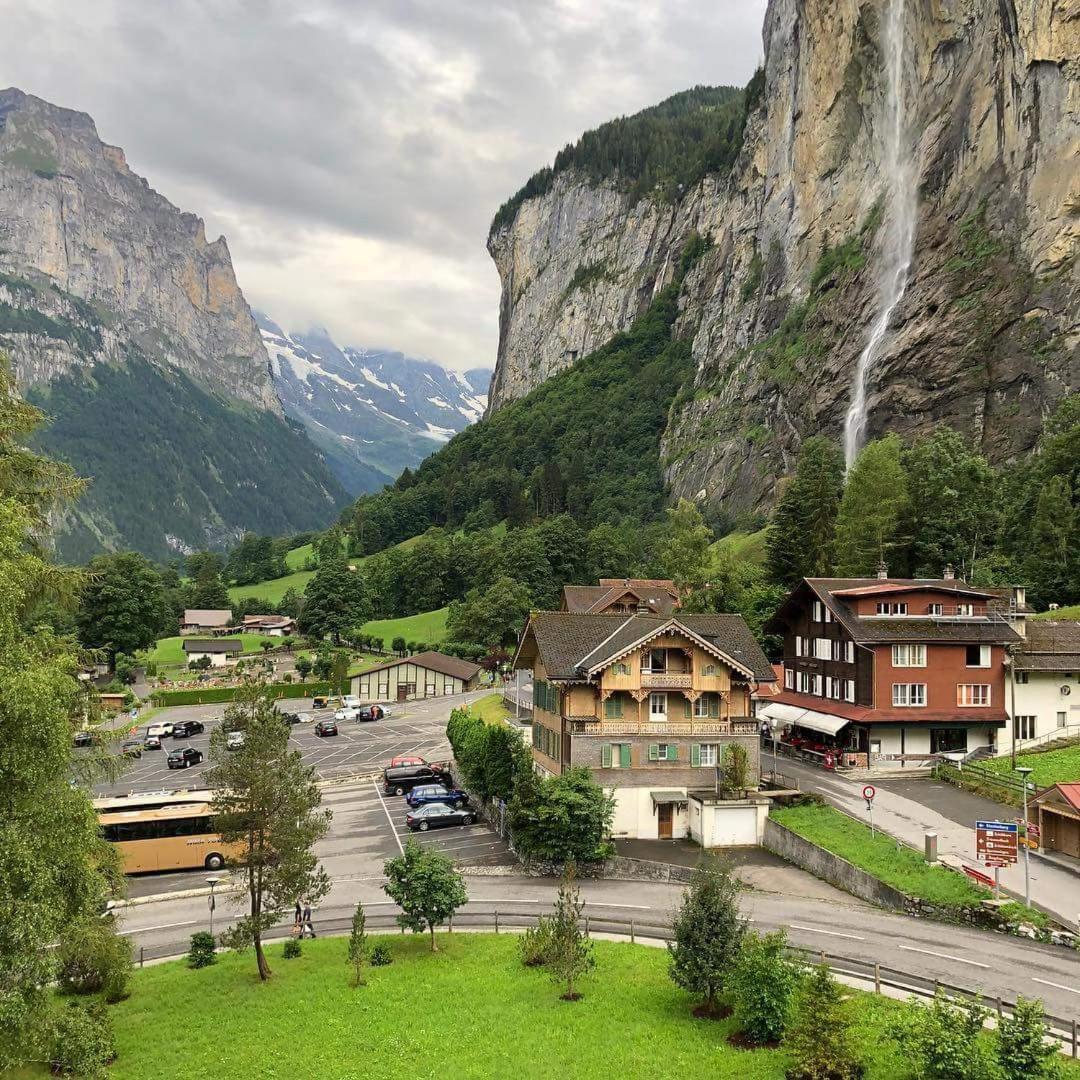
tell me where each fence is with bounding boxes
[935,758,1036,800]
[135,906,1080,1057]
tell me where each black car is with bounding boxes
[72,729,99,748]
[171,720,205,738]
[405,803,475,831]
[120,739,144,758]
[278,711,302,725]
[167,746,204,769]
[354,705,385,722]
[383,764,453,796]
[314,719,338,737]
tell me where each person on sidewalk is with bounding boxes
[302,902,316,939]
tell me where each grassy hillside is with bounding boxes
[361,607,449,647]
[141,634,283,667]
[983,744,1080,788]
[1032,604,1080,620]
[228,567,315,606]
[711,527,768,566]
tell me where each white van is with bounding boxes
[341,695,361,710]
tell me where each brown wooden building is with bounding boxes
[561,578,681,617]
[350,651,482,702]
[1032,784,1080,860]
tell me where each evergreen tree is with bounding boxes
[766,436,844,586]
[546,863,594,1001]
[786,965,862,1080]
[190,563,230,609]
[1024,475,1076,607]
[834,434,910,575]
[298,555,371,643]
[346,901,368,988]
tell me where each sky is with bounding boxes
[0,0,767,372]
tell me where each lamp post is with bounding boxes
[206,875,220,937]
[1015,766,1032,908]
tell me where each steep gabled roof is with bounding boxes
[562,579,680,616]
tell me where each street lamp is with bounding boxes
[1015,766,1032,908]
[206,875,220,937]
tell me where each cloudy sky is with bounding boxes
[1,0,767,371]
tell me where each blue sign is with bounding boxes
[976,820,1018,833]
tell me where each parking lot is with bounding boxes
[89,691,491,797]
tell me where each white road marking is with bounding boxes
[372,779,404,855]
[790,924,865,941]
[1032,977,1080,995]
[118,920,198,936]
[898,944,989,968]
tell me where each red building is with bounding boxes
[762,570,1024,770]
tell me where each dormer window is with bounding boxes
[876,602,908,615]
[928,603,943,616]
[611,662,631,676]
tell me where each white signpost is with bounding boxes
[863,784,876,838]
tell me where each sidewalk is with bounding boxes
[782,760,1080,931]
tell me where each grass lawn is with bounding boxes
[227,567,315,606]
[140,634,284,667]
[361,606,449,647]
[770,803,988,907]
[284,542,315,570]
[982,743,1080,788]
[468,692,514,725]
[64,934,1048,1080]
[711,527,768,567]
[1032,604,1080,620]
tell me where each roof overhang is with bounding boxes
[759,702,849,737]
[650,790,689,807]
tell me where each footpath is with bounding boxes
[782,759,1080,932]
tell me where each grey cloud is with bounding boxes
[0,0,767,369]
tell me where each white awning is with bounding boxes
[759,702,849,737]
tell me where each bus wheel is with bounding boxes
[205,853,225,871]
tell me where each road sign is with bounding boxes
[862,785,876,801]
[976,820,1018,866]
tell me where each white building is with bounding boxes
[1004,620,1080,754]
[182,638,242,668]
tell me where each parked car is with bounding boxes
[145,721,174,738]
[72,729,99,748]
[312,694,342,710]
[383,764,452,796]
[390,754,430,768]
[143,735,162,750]
[341,695,361,710]
[278,711,302,725]
[314,719,338,737]
[405,784,469,809]
[171,720,204,738]
[167,746,204,770]
[120,739,144,758]
[225,730,245,751]
[334,707,359,722]
[405,803,475,831]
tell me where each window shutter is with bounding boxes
[691,744,701,767]
[683,696,691,718]
[708,694,719,718]
[649,743,659,762]
[620,743,632,768]
[614,695,623,718]
[667,745,678,761]
[601,744,612,768]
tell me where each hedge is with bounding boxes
[149,679,349,708]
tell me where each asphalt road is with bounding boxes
[86,690,492,797]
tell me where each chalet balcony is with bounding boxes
[566,717,758,737]
[640,672,693,689]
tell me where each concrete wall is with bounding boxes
[610,787,688,839]
[762,817,909,910]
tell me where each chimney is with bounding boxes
[943,564,955,580]
[876,561,888,581]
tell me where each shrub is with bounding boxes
[145,661,158,677]
[282,672,293,684]
[370,943,393,966]
[57,919,133,1003]
[886,989,995,1080]
[786,965,862,1080]
[997,997,1061,1080]
[48,1001,116,1080]
[187,931,217,969]
[730,930,799,1045]
[518,916,554,967]
[282,938,302,960]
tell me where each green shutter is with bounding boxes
[683,696,691,718]
[708,694,719,718]
[648,743,659,762]
[601,744,612,768]
[691,744,701,767]
[620,743,632,767]
[667,745,678,762]
[614,695,623,718]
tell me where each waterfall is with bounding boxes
[842,0,918,468]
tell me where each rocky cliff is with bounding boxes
[0,88,345,559]
[487,0,1079,514]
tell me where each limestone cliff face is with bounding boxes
[0,88,278,411]
[487,0,1079,513]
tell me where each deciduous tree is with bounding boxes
[298,554,370,643]
[76,551,166,665]
[508,766,615,864]
[886,988,995,1080]
[729,930,799,1045]
[346,901,368,987]
[996,996,1060,1080]
[786,965,862,1080]
[382,840,468,952]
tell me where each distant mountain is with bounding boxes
[0,88,345,561]
[257,314,490,494]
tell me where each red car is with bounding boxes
[389,755,450,770]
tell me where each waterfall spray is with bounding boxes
[842,0,918,469]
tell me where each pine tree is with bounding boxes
[834,434,910,575]
[1024,475,1076,607]
[547,863,594,1001]
[346,901,368,987]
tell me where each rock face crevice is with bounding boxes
[486,0,1079,513]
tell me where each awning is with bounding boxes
[759,702,849,737]
[650,790,688,807]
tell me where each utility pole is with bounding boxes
[1016,766,1032,907]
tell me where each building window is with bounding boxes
[845,680,856,703]
[928,603,943,616]
[824,607,833,624]
[892,644,927,667]
[794,635,803,657]
[694,696,708,718]
[892,683,927,707]
[702,663,717,676]
[533,680,560,714]
[649,743,678,762]
[814,638,831,661]
[1015,671,1029,684]
[876,602,908,615]
[649,692,667,719]
[798,671,811,693]
[643,649,667,673]
[930,728,968,754]
[696,743,718,766]
[813,601,824,622]
[784,667,794,690]
[611,662,630,676]
[601,743,632,767]
[1014,716,1036,741]
[812,674,823,696]
[957,684,990,707]
[1058,711,1068,728]
[965,645,991,668]
[956,603,974,616]
[603,694,623,719]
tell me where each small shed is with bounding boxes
[1032,783,1080,860]
[183,638,242,668]
[98,692,127,713]
[351,651,482,703]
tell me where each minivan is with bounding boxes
[383,764,452,796]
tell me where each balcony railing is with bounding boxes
[566,718,757,737]
[639,672,692,689]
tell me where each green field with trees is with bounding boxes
[361,607,449,648]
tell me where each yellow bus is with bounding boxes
[97,795,240,874]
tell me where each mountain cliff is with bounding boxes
[0,88,346,559]
[258,314,489,495]
[486,0,1079,515]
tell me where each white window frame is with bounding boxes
[784,667,794,690]
[892,683,927,707]
[957,684,990,707]
[794,635,803,658]
[812,674,823,696]
[815,637,831,661]
[699,743,718,767]
[1013,716,1036,741]
[845,680,856,703]
[798,671,811,693]
[892,644,927,668]
[928,603,943,616]
[693,696,709,719]
[812,601,824,622]
[956,603,974,617]
[649,692,667,719]
[1058,711,1068,728]
[965,644,991,668]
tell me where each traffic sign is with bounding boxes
[976,820,1018,866]
[862,785,876,801]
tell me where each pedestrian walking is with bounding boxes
[302,902,316,938]
[292,899,302,936]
